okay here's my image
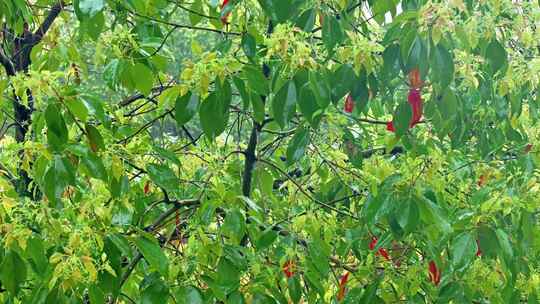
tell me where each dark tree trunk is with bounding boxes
[0,2,64,198]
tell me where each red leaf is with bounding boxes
[344,94,354,113]
[428,260,441,286]
[525,144,533,154]
[337,272,349,301]
[408,88,423,126]
[408,68,423,89]
[386,89,423,133]
[477,174,486,187]
[144,181,150,195]
[282,260,295,278]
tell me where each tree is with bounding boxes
[0,0,539,302]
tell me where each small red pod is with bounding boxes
[386,121,395,132]
[369,236,378,250]
[476,239,482,257]
[477,174,486,187]
[336,272,349,301]
[378,248,390,261]
[282,260,295,278]
[344,94,354,113]
[368,237,391,261]
[428,260,441,286]
[220,0,231,24]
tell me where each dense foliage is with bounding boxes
[1,0,540,303]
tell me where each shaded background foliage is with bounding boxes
[0,0,540,303]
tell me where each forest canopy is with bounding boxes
[1,0,540,303]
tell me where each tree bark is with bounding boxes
[0,2,65,197]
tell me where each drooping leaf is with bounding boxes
[286,126,310,166]
[322,15,344,51]
[146,163,179,194]
[133,234,169,276]
[451,232,476,271]
[485,39,507,75]
[175,92,199,126]
[45,103,68,151]
[85,124,105,152]
[272,80,297,128]
[430,43,454,89]
[0,250,27,296]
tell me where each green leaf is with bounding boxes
[373,0,395,21]
[88,285,105,304]
[257,0,303,23]
[308,237,330,276]
[133,234,169,276]
[396,198,419,233]
[406,35,425,71]
[393,102,413,137]
[233,77,251,110]
[382,44,401,79]
[132,63,154,95]
[199,88,231,139]
[430,43,454,89]
[26,237,48,275]
[215,257,240,296]
[272,80,297,128]
[141,277,169,304]
[147,163,179,194]
[451,232,476,271]
[0,250,27,296]
[362,175,400,225]
[251,93,265,123]
[255,228,278,251]
[175,286,203,304]
[222,209,246,244]
[486,39,507,75]
[496,228,513,260]
[416,194,452,235]
[350,70,368,112]
[81,11,104,40]
[286,126,310,166]
[288,276,302,304]
[331,64,356,103]
[103,59,121,89]
[45,103,68,151]
[242,33,257,60]
[295,9,315,32]
[438,88,459,120]
[81,151,108,181]
[78,0,105,18]
[85,124,105,152]
[66,99,89,123]
[243,65,268,95]
[175,92,199,126]
[322,16,344,51]
[309,71,331,109]
[298,85,321,128]
[189,0,203,26]
[152,145,181,166]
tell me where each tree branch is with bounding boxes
[0,49,15,76]
[33,1,65,43]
